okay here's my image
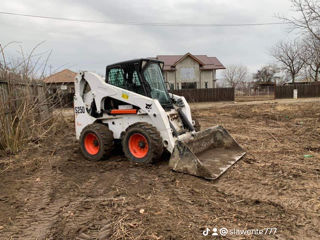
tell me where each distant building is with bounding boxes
[285,77,319,85]
[43,69,76,93]
[155,53,225,89]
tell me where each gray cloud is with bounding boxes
[0,0,296,77]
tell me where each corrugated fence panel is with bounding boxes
[275,84,320,99]
[170,88,234,102]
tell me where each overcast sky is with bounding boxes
[1,0,299,79]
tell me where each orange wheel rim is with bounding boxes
[128,133,149,158]
[84,133,100,155]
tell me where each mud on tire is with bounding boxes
[122,122,163,163]
[80,123,114,161]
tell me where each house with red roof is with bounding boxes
[155,53,225,89]
[43,69,77,93]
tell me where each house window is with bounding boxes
[180,68,195,81]
[205,82,208,88]
[181,82,197,89]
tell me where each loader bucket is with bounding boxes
[169,125,246,180]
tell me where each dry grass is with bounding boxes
[0,42,65,156]
[235,94,274,102]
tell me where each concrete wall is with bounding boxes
[166,71,176,88]
[200,70,212,88]
[176,57,200,88]
[212,70,216,88]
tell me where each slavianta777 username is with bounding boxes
[202,227,278,237]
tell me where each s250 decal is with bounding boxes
[75,106,85,114]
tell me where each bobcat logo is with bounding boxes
[145,103,152,110]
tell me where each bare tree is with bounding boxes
[253,65,279,83]
[223,65,248,88]
[283,0,320,41]
[301,34,320,81]
[271,40,305,83]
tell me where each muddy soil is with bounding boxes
[0,100,319,239]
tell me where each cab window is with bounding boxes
[108,67,144,94]
[108,68,125,88]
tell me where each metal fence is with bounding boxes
[275,84,320,99]
[170,88,234,102]
[235,86,274,96]
[235,86,275,102]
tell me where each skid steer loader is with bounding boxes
[74,59,245,180]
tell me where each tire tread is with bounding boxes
[80,123,114,160]
[122,122,163,163]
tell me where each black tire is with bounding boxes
[80,123,114,161]
[194,118,201,132]
[122,122,163,163]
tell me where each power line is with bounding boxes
[0,11,289,27]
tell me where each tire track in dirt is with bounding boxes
[2,159,122,240]
[2,163,70,239]
[217,179,319,214]
[1,101,320,239]
[46,166,125,240]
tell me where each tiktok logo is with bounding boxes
[203,227,219,236]
[203,227,210,236]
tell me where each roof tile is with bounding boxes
[43,69,77,83]
[156,53,225,70]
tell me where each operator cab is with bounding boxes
[105,59,173,109]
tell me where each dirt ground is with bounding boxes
[0,99,319,240]
[234,95,275,102]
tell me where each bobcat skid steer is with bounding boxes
[74,59,245,180]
